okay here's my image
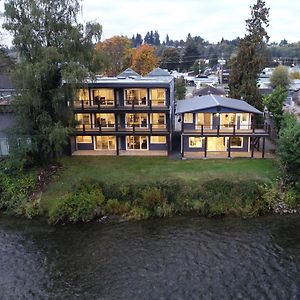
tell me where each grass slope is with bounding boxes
[41,156,278,212]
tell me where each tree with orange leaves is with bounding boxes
[131,44,158,75]
[95,36,133,76]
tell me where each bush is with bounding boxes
[48,188,105,224]
[104,198,130,215]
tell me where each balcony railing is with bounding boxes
[73,99,167,110]
[182,123,271,135]
[76,122,169,134]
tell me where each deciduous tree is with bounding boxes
[95,36,132,76]
[131,44,158,75]
[3,0,102,168]
[270,65,291,90]
[160,48,180,71]
[229,0,269,110]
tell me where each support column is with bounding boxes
[116,136,120,156]
[262,136,265,158]
[204,137,207,158]
[251,137,254,158]
[228,137,231,158]
[181,135,184,159]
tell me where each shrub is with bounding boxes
[48,188,105,224]
[126,206,150,221]
[105,198,130,215]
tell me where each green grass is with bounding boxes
[41,156,278,212]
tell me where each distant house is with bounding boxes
[0,74,15,156]
[193,86,225,97]
[71,68,175,156]
[176,94,270,158]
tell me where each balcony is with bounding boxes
[73,99,168,111]
[182,123,271,136]
[75,122,169,135]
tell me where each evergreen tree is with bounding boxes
[228,0,269,110]
[165,34,170,46]
[3,0,102,168]
[154,30,160,46]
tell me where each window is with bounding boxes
[184,113,193,123]
[189,137,203,148]
[229,137,243,148]
[95,136,116,150]
[125,89,147,105]
[221,113,236,128]
[75,114,91,129]
[76,136,92,143]
[126,113,148,128]
[152,113,166,128]
[126,136,148,150]
[92,89,114,106]
[95,114,115,128]
[150,136,167,144]
[150,88,165,106]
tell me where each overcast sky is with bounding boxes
[0,0,299,44]
[80,0,299,43]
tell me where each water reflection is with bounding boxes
[0,216,300,299]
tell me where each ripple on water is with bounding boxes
[0,215,300,299]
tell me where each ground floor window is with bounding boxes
[76,136,92,143]
[95,136,116,150]
[0,138,9,156]
[126,136,148,150]
[229,137,243,148]
[150,136,166,144]
[189,137,203,148]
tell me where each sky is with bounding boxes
[0,0,299,45]
[79,0,299,43]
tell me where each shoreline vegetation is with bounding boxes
[2,156,299,224]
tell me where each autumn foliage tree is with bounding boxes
[95,36,132,76]
[131,44,158,75]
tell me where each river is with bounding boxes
[0,215,300,299]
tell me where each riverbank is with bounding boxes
[2,156,296,224]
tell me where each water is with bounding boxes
[0,215,300,299]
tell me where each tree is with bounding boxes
[181,35,199,71]
[278,113,300,186]
[228,0,269,110]
[3,0,102,168]
[131,44,158,75]
[270,65,291,89]
[95,36,132,76]
[175,77,186,100]
[160,48,180,71]
[153,30,160,46]
[263,87,287,133]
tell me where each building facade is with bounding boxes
[176,94,270,158]
[71,68,175,156]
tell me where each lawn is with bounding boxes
[41,156,278,211]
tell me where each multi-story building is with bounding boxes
[176,94,271,158]
[71,68,175,156]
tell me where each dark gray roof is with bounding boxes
[0,74,14,90]
[146,67,170,77]
[117,68,140,78]
[176,94,262,114]
[193,86,225,96]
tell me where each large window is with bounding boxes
[95,113,115,128]
[95,136,116,150]
[152,113,166,129]
[150,136,167,144]
[221,113,236,128]
[75,89,89,106]
[124,89,147,106]
[0,138,9,156]
[75,114,91,129]
[150,88,165,106]
[126,136,148,150]
[189,137,203,148]
[184,113,193,123]
[196,113,211,128]
[126,113,148,128]
[76,136,92,143]
[92,89,114,106]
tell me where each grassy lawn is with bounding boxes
[41,156,278,211]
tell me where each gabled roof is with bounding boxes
[117,68,140,78]
[146,67,170,77]
[176,94,262,114]
[193,85,225,96]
